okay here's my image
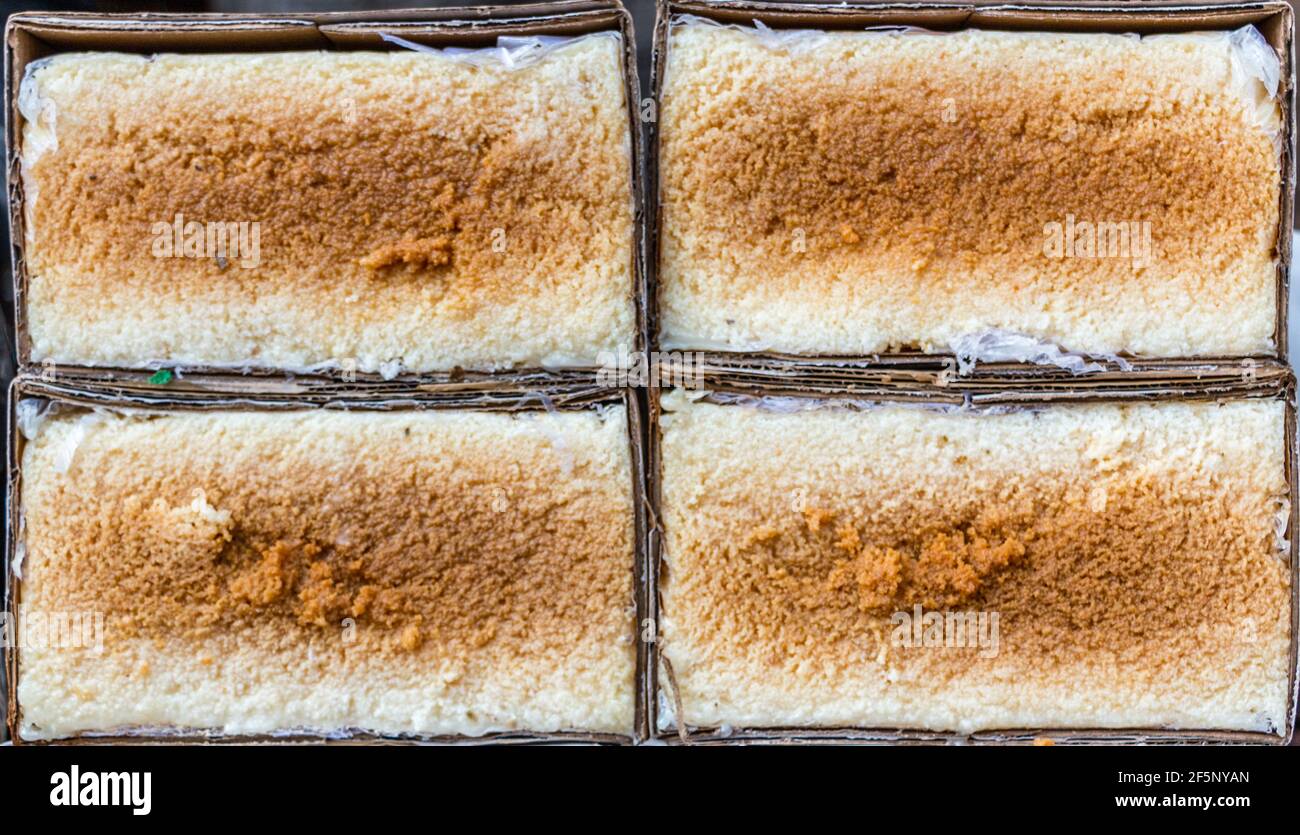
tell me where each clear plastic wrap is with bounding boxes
[380,30,620,69]
[949,330,1133,376]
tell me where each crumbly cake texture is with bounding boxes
[20,37,635,373]
[658,25,1282,358]
[658,392,1292,734]
[17,406,636,738]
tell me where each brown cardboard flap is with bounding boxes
[5,17,329,63]
[643,353,1297,405]
[320,10,627,48]
[7,18,324,53]
[970,3,1289,33]
[17,365,615,402]
[667,0,972,29]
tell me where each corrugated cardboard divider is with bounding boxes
[647,0,1296,376]
[4,1,647,386]
[644,365,1300,745]
[3,374,652,745]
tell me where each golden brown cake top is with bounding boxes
[21,36,635,372]
[658,393,1291,732]
[18,405,636,737]
[659,25,1281,358]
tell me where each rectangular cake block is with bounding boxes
[658,391,1292,734]
[658,24,1283,359]
[19,35,635,374]
[15,405,636,739]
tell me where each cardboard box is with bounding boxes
[5,0,1296,748]
[3,2,647,386]
[645,366,1299,744]
[2,375,652,744]
[647,0,1296,377]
